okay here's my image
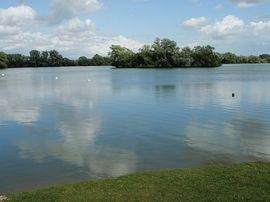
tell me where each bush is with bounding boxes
[0,61,7,69]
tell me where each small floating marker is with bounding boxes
[55,76,58,80]
[88,79,92,82]
[232,93,235,97]
[1,73,5,77]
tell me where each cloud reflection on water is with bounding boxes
[0,71,41,124]
[1,65,270,180]
[0,67,138,178]
[184,118,270,161]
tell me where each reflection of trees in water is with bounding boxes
[155,85,176,95]
[184,117,270,163]
[110,69,180,94]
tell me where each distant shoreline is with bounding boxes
[1,38,270,69]
[1,63,270,70]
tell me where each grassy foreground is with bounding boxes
[6,162,270,202]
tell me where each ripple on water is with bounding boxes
[0,65,270,193]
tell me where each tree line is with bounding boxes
[0,50,111,69]
[1,38,269,69]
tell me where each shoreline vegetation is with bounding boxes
[1,38,270,69]
[3,162,270,202]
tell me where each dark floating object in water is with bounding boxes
[232,93,235,97]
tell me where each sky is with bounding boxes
[0,0,270,58]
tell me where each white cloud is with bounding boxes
[0,5,36,26]
[181,15,270,54]
[49,0,102,24]
[57,17,96,33]
[90,35,143,55]
[200,15,244,40]
[251,20,270,31]
[0,4,143,57]
[183,15,245,40]
[1,26,142,57]
[0,25,20,36]
[250,20,270,40]
[183,17,209,29]
[0,5,39,43]
[229,0,269,8]
[0,5,37,38]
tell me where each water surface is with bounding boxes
[0,64,270,193]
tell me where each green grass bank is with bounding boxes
[5,162,270,202]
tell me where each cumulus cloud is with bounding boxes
[0,5,36,26]
[183,15,245,40]
[57,17,96,33]
[200,15,245,40]
[250,20,270,41]
[0,25,20,36]
[0,3,143,57]
[183,17,209,29]
[49,0,102,24]
[229,0,269,8]
[181,15,270,54]
[90,35,144,55]
[1,25,142,57]
[0,5,44,36]
[251,20,270,31]
[0,5,36,37]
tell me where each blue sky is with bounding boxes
[0,0,270,58]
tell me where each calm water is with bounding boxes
[0,64,270,193]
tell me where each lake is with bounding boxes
[0,64,270,194]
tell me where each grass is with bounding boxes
[6,162,270,202]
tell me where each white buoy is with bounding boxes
[88,79,92,82]
[55,76,58,80]
[1,73,5,77]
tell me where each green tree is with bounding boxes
[176,47,194,67]
[247,55,260,63]
[62,58,77,66]
[109,45,135,68]
[29,50,41,67]
[0,52,8,68]
[221,52,238,64]
[191,46,221,67]
[78,56,91,66]
[151,38,179,67]
[91,54,106,66]
[132,45,154,67]
[7,54,29,67]
[259,54,270,63]
[237,56,248,63]
[40,51,49,67]
[48,50,63,66]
